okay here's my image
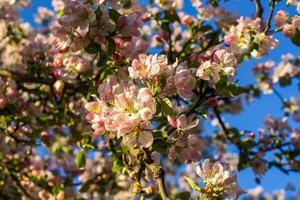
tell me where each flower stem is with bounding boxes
[157,177,171,200]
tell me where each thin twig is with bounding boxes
[253,0,263,18]
[264,0,276,34]
[273,88,285,105]
[157,177,171,200]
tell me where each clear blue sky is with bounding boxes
[20,0,300,195]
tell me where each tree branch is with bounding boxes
[253,0,263,18]
[0,69,88,93]
[147,162,171,200]
[157,177,171,200]
[264,0,276,34]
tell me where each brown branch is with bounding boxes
[0,69,88,93]
[264,0,276,34]
[147,163,171,200]
[157,177,171,200]
[253,0,263,18]
[212,106,229,136]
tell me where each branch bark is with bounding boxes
[0,69,88,93]
[264,0,276,34]
[157,177,171,200]
[253,0,263,18]
[147,162,171,200]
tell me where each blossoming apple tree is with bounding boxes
[0,0,299,199]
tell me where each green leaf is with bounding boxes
[184,176,202,192]
[291,28,300,47]
[199,111,208,120]
[112,160,124,172]
[161,97,173,116]
[109,9,121,23]
[226,84,244,97]
[216,76,228,91]
[107,37,116,56]
[174,191,191,200]
[81,131,91,138]
[161,19,170,31]
[152,139,168,154]
[76,151,86,169]
[153,130,168,139]
[84,42,101,54]
[52,184,63,195]
[122,0,132,9]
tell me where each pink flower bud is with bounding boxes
[0,98,7,109]
[207,97,218,107]
[274,10,288,27]
[75,60,89,72]
[181,15,192,26]
[53,80,64,94]
[53,57,63,68]
[167,116,177,128]
[283,24,296,38]
[292,16,300,28]
[56,191,65,200]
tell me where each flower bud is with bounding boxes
[0,98,7,109]
[53,80,64,94]
[292,16,300,28]
[283,24,296,38]
[274,10,288,27]
[207,97,218,107]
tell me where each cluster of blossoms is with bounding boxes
[169,133,204,163]
[224,17,278,59]
[85,75,156,147]
[253,54,300,94]
[51,0,144,54]
[129,54,198,100]
[274,10,300,38]
[1,0,300,199]
[185,159,244,199]
[77,152,133,199]
[150,19,193,53]
[191,0,237,29]
[245,183,300,200]
[52,54,91,79]
[196,49,237,83]
[252,115,300,171]
[285,96,300,122]
[286,0,300,13]
[154,0,183,10]
[0,78,19,109]
[34,6,54,25]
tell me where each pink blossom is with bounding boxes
[274,10,288,27]
[283,24,296,37]
[196,60,221,83]
[175,68,196,100]
[168,114,198,131]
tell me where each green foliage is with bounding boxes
[84,42,101,54]
[160,97,173,116]
[184,176,202,192]
[76,151,86,169]
[174,191,191,200]
[291,28,300,47]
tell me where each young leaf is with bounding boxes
[76,151,86,169]
[174,191,191,200]
[184,176,202,192]
[161,97,173,116]
[291,28,300,47]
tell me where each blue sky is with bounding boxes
[20,0,300,195]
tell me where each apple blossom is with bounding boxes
[283,24,296,37]
[0,1,300,199]
[193,159,244,199]
[274,10,289,27]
